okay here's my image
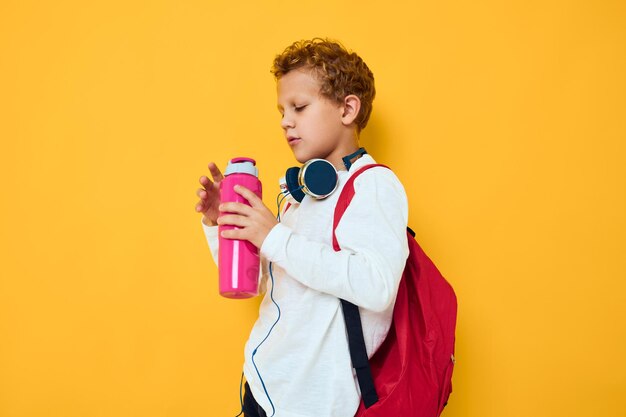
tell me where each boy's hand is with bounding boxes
[217,185,278,249]
[195,162,224,226]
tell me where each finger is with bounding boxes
[196,188,208,199]
[195,195,210,211]
[216,214,249,227]
[220,228,244,240]
[233,185,263,207]
[219,202,253,215]
[208,162,224,183]
[199,175,212,188]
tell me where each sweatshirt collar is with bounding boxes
[347,152,376,173]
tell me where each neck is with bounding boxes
[327,134,361,171]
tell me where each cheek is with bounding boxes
[315,107,340,129]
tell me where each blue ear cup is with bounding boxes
[299,159,339,199]
[285,167,306,203]
[282,159,339,203]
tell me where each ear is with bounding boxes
[340,94,361,126]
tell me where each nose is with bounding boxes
[281,114,294,130]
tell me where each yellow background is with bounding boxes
[1,1,625,416]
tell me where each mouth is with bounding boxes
[287,136,302,145]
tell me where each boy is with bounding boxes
[195,38,409,417]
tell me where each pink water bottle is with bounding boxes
[218,157,263,299]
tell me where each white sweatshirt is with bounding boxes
[202,154,409,417]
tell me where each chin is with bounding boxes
[291,149,313,164]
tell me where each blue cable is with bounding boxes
[276,187,299,222]
[235,372,244,417]
[242,188,300,417]
[276,193,286,222]
[250,261,281,417]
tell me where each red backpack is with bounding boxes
[333,164,458,417]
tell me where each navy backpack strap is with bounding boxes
[340,299,379,408]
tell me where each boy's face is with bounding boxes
[277,68,347,165]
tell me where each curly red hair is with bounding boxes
[271,38,376,133]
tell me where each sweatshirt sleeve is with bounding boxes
[260,167,409,312]
[201,220,220,265]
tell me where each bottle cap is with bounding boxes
[224,157,258,177]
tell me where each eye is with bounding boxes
[294,105,307,112]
